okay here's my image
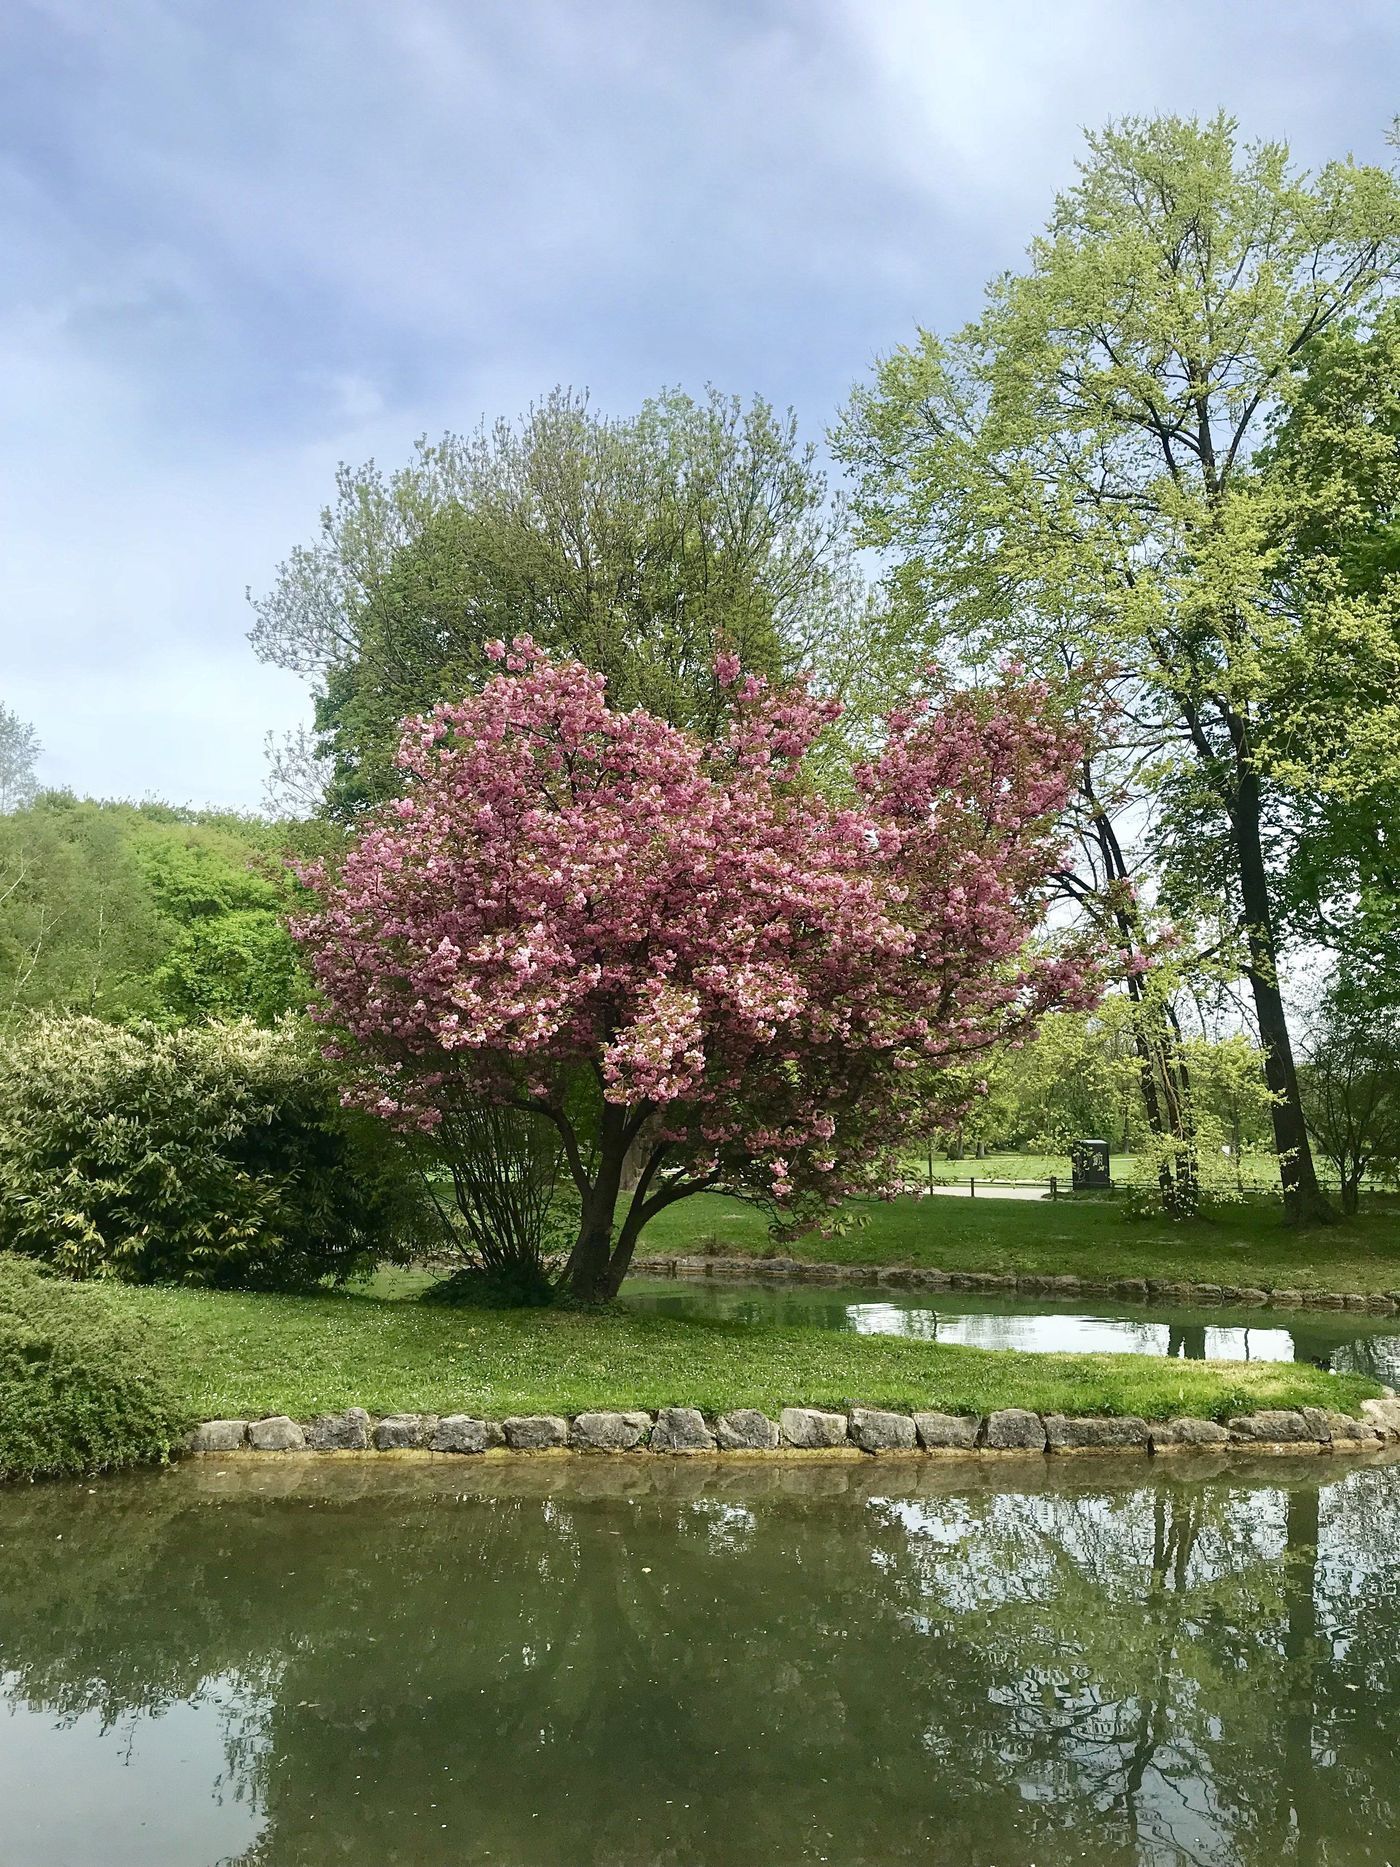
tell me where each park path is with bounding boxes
[920,1181,1053,1203]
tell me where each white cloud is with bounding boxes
[2,0,1397,807]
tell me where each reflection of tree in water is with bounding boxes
[1322,1330,1400,1383]
[2,1459,1399,1866]
[1167,1323,1209,1360]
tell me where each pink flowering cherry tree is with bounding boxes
[294,639,1095,1302]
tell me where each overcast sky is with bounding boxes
[3,0,1397,811]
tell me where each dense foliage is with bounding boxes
[0,1016,427,1289]
[0,1255,187,1479]
[0,702,40,813]
[251,387,877,815]
[1300,975,1400,1212]
[836,113,1400,1221]
[0,795,309,1026]
[296,641,1094,1300]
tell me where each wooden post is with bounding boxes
[927,1141,934,1198]
[1050,1174,1058,1201]
[970,1176,976,1199]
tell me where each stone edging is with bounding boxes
[186,1397,1400,1460]
[633,1254,1400,1313]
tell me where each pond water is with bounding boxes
[623,1275,1400,1383]
[4,1455,1400,1866]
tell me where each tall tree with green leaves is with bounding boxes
[0,797,306,1028]
[252,386,874,816]
[836,113,1400,1223]
[0,704,40,814]
[1260,308,1400,988]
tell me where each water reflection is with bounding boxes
[2,1455,1400,1865]
[624,1277,1400,1384]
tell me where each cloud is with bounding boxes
[2,0,1397,806]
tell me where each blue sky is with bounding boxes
[4,0,1398,809]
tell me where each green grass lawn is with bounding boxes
[99,1278,1381,1426]
[637,1191,1400,1294]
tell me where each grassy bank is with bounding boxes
[639,1192,1400,1294]
[99,1279,1380,1426]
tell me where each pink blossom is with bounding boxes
[294,646,1099,1284]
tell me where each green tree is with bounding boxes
[1299,971,1400,1212]
[0,703,40,813]
[0,797,306,1027]
[1261,309,1400,982]
[837,113,1400,1223]
[251,387,874,815]
[0,796,166,1021]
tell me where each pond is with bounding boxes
[3,1454,1400,1865]
[622,1275,1400,1383]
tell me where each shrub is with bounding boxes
[0,1016,430,1290]
[0,1255,187,1479]
[420,1258,558,1309]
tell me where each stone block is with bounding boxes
[982,1409,1046,1452]
[569,1411,652,1451]
[1044,1414,1149,1451]
[649,1407,716,1453]
[913,1412,979,1451]
[305,1408,370,1451]
[1149,1417,1230,1450]
[714,1409,780,1451]
[778,1407,848,1449]
[502,1415,570,1451]
[187,1419,248,1453]
[1361,1397,1400,1439]
[1300,1407,1382,1445]
[848,1407,917,1452]
[1227,1410,1319,1445]
[249,1416,306,1452]
[430,1415,500,1454]
[374,1414,432,1450]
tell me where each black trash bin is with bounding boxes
[1070,1138,1111,1190]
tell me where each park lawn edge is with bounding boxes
[635,1190,1400,1298]
[99,1280,1383,1427]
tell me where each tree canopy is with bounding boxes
[0,704,40,815]
[835,112,1400,1221]
[295,643,1092,1299]
[0,797,306,1027]
[252,387,876,816]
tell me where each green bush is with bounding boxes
[0,1016,430,1290]
[0,1255,187,1479]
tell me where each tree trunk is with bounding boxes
[1233,766,1334,1225]
[1087,787,1198,1212]
[557,1107,629,1303]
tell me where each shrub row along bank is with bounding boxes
[189,1396,1400,1459]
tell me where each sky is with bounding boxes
[3,0,1398,811]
